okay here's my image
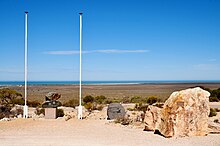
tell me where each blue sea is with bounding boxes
[0,80,220,86]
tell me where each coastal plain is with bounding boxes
[9,82,220,103]
[0,83,220,146]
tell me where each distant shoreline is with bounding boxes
[1,80,220,86]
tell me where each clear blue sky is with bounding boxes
[0,0,219,81]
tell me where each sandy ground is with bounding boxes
[0,118,220,146]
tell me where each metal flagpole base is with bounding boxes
[77,105,83,119]
[23,105,28,118]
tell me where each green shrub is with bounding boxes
[121,96,130,103]
[95,95,106,104]
[209,96,219,102]
[63,99,79,108]
[57,109,64,117]
[0,88,22,106]
[28,100,41,107]
[104,99,121,104]
[127,107,134,111]
[13,98,25,105]
[104,100,113,104]
[130,96,142,103]
[36,108,45,115]
[209,108,217,117]
[146,96,158,105]
[84,102,93,111]
[83,95,94,103]
[0,106,11,119]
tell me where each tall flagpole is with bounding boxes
[23,11,28,118]
[78,12,83,119]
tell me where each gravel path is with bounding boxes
[0,118,220,146]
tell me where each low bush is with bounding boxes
[0,106,11,119]
[104,99,121,104]
[63,99,79,108]
[28,100,41,107]
[84,102,93,111]
[121,96,130,103]
[12,98,25,105]
[209,108,217,117]
[104,100,113,104]
[130,96,143,103]
[146,96,158,105]
[35,108,45,115]
[95,95,106,104]
[57,109,64,117]
[83,95,94,103]
[127,107,134,111]
[209,96,219,102]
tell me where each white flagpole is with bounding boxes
[78,12,83,119]
[23,11,28,118]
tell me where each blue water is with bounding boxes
[0,80,220,86]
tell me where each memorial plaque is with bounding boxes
[45,108,57,119]
[42,92,62,119]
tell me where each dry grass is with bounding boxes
[7,83,220,103]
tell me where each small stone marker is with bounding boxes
[107,103,125,120]
[45,108,57,119]
[42,92,62,119]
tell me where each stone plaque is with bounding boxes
[45,108,57,119]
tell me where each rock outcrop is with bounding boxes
[158,87,210,138]
[144,105,161,131]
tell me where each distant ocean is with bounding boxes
[0,80,220,86]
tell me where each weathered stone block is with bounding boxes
[158,87,210,138]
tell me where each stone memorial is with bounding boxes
[107,103,125,120]
[157,87,210,138]
[42,92,62,119]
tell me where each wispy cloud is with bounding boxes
[0,69,23,73]
[193,64,219,71]
[44,49,149,55]
[44,51,79,55]
[208,59,217,62]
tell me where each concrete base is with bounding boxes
[77,105,83,119]
[45,108,57,119]
[23,105,28,118]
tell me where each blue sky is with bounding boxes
[0,0,219,81]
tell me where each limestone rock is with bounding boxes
[208,121,220,134]
[158,87,210,138]
[208,112,220,134]
[144,105,161,131]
